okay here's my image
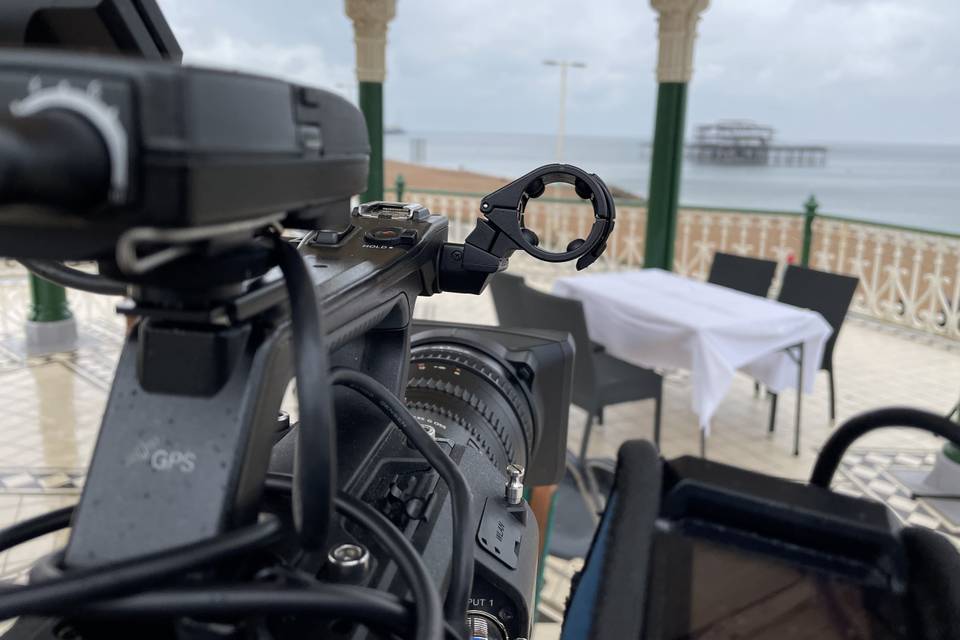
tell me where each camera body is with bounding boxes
[0,44,599,640]
[0,8,609,638]
[5,193,575,640]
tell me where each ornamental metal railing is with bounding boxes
[810,217,960,339]
[673,207,804,293]
[2,186,958,345]
[390,183,960,341]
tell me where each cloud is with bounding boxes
[155,0,960,144]
[182,32,354,92]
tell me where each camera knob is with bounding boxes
[505,463,525,505]
[9,77,128,205]
[327,542,370,583]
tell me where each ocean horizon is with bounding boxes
[386,131,960,235]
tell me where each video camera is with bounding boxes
[0,3,958,640]
[0,3,617,639]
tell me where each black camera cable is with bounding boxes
[265,477,445,640]
[0,487,450,640]
[329,367,474,633]
[0,515,281,620]
[77,585,458,637]
[17,259,127,296]
[270,232,337,552]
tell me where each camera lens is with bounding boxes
[406,343,534,474]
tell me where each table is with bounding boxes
[553,269,833,454]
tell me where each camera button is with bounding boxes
[364,227,418,247]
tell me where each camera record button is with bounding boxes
[364,227,418,247]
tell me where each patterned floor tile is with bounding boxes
[835,447,960,537]
[0,262,956,629]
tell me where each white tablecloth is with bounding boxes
[553,269,833,432]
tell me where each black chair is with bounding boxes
[490,277,662,558]
[769,265,860,435]
[520,287,661,559]
[707,252,778,298]
[490,272,606,353]
[519,287,663,456]
[488,272,528,328]
[548,452,615,559]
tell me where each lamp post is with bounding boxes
[543,59,585,163]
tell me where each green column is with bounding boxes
[359,81,384,203]
[945,442,960,465]
[28,274,72,322]
[345,0,394,203]
[643,82,688,270]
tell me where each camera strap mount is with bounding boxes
[115,212,285,276]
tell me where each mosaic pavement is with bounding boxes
[0,263,958,636]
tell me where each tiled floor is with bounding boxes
[0,263,958,635]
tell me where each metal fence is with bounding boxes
[2,189,958,343]
[391,186,960,341]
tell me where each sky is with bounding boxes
[156,0,960,145]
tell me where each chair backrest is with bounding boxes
[489,273,529,328]
[707,252,778,298]
[520,287,597,403]
[777,264,860,369]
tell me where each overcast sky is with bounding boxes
[157,0,960,145]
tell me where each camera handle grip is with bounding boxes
[437,163,616,294]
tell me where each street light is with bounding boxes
[543,59,586,162]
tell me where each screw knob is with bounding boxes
[328,543,370,583]
[505,463,525,505]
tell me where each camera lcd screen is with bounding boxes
[644,528,908,639]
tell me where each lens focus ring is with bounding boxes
[406,344,534,474]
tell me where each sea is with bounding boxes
[385,132,960,235]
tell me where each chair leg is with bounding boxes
[828,368,837,424]
[578,410,596,467]
[577,410,605,512]
[596,407,604,426]
[768,392,778,434]
[754,381,761,398]
[793,343,804,457]
[653,392,663,449]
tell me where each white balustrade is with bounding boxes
[4,191,959,342]
[673,208,804,292]
[812,218,960,339]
